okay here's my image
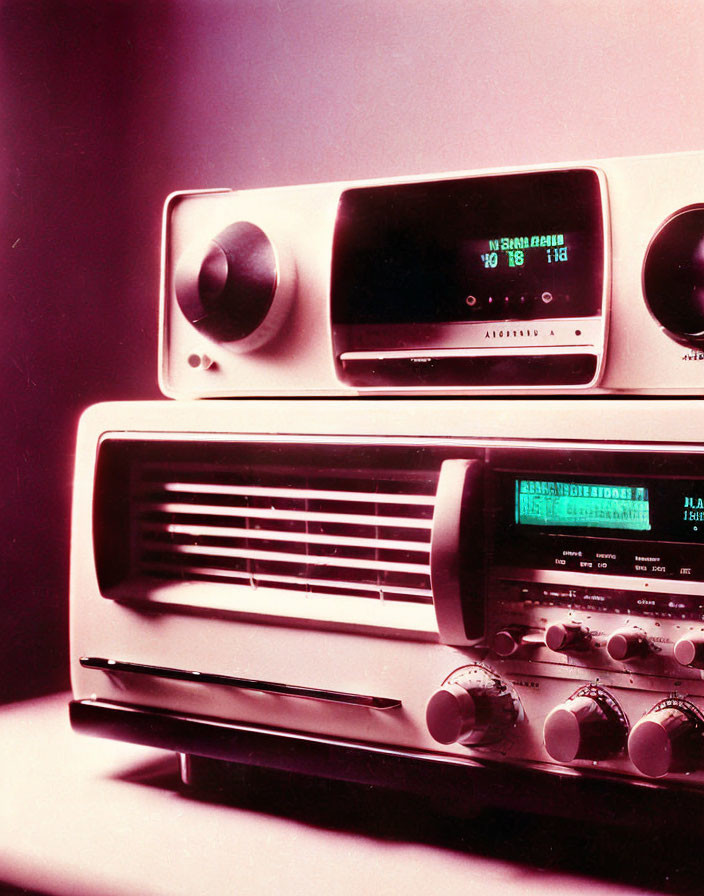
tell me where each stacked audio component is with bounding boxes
[70,151,704,818]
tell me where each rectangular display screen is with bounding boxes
[331,168,604,325]
[515,479,652,531]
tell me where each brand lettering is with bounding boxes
[484,329,540,339]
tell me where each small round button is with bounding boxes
[543,689,627,763]
[607,628,648,662]
[628,702,702,778]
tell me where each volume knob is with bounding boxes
[628,701,702,778]
[175,221,294,352]
[426,665,521,746]
[543,687,627,762]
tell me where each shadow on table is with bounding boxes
[110,753,702,895]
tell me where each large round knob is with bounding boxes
[543,687,627,762]
[426,665,521,746]
[174,221,294,351]
[642,205,704,347]
[545,621,589,653]
[674,634,704,669]
[607,627,649,662]
[628,701,702,778]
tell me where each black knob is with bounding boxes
[175,221,283,346]
[643,205,704,347]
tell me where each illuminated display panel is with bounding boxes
[331,168,604,325]
[515,479,651,531]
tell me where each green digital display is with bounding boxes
[480,233,568,270]
[516,480,651,531]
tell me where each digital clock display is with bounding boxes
[516,479,652,531]
[477,232,570,272]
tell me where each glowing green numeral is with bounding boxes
[547,247,569,263]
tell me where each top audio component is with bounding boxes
[69,398,704,817]
[160,150,704,397]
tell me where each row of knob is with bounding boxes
[425,666,703,779]
[495,622,704,667]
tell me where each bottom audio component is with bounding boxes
[69,399,704,817]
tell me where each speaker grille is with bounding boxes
[134,458,436,602]
[93,439,463,618]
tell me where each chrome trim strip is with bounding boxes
[79,657,402,710]
[497,567,704,597]
[98,431,704,455]
[340,345,597,360]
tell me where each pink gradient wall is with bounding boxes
[2,0,704,701]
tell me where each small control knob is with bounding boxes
[628,701,702,778]
[493,628,524,657]
[607,627,649,662]
[674,634,704,669]
[545,621,589,653]
[543,687,627,762]
[174,221,294,352]
[426,665,521,746]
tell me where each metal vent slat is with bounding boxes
[139,501,433,530]
[141,521,430,553]
[154,481,436,506]
[141,540,431,575]
[139,562,434,599]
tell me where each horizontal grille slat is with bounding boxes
[151,481,436,506]
[138,501,434,530]
[140,540,432,575]
[138,562,434,599]
[140,521,430,553]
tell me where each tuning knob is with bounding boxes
[607,627,649,662]
[674,634,704,669]
[545,621,589,653]
[628,700,702,778]
[174,221,294,352]
[643,205,704,348]
[426,665,521,746]
[543,687,627,762]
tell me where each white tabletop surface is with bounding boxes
[0,694,695,896]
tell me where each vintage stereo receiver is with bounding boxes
[160,150,704,398]
[70,398,704,816]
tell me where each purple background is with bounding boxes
[3,0,704,701]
